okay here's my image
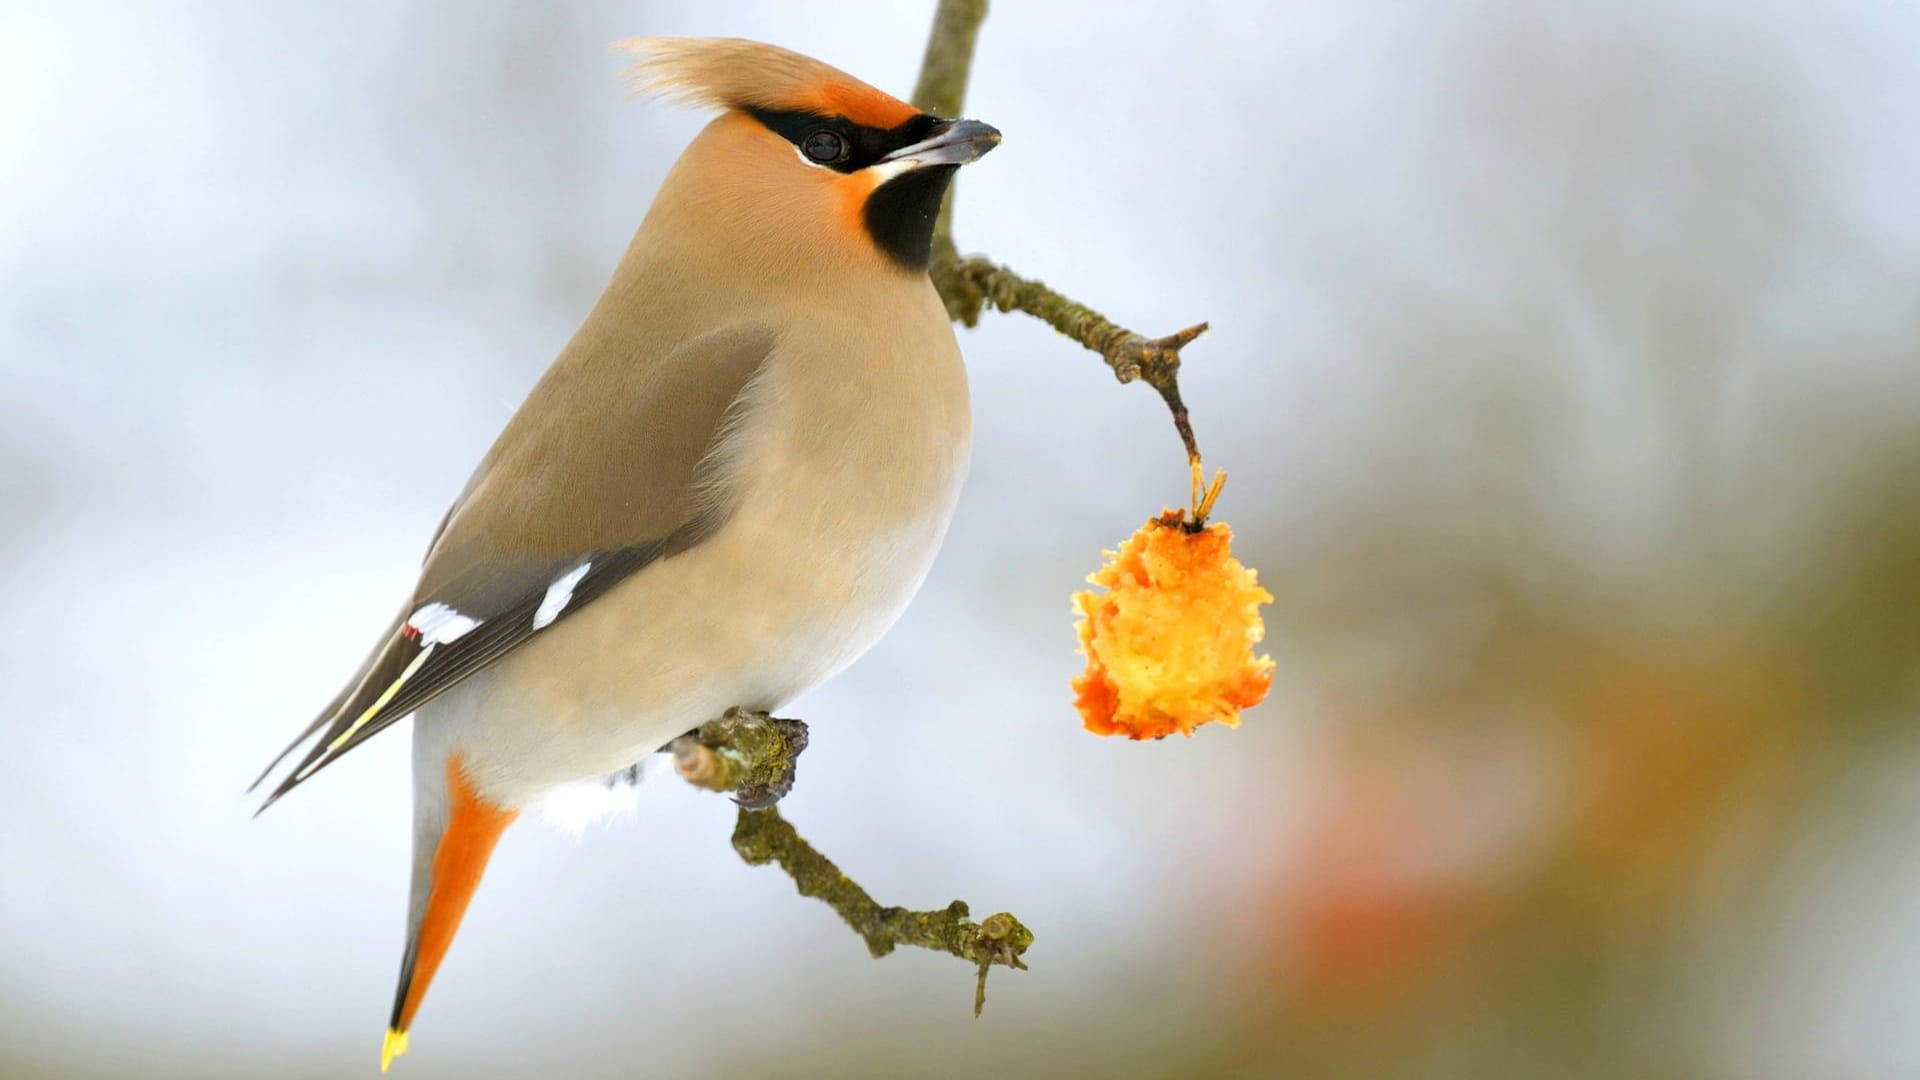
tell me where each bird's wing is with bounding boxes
[253,321,777,810]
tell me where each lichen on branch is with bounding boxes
[670,710,1032,1015]
[733,804,1032,1017]
[671,707,809,809]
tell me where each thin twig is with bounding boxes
[936,255,1209,462]
[733,807,1032,1017]
[671,710,1032,1014]
[911,0,1210,464]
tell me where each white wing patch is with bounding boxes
[533,562,592,631]
[292,566,589,784]
[293,602,485,777]
[406,602,481,645]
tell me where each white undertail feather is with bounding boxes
[531,758,673,836]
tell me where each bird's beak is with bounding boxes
[880,118,1002,169]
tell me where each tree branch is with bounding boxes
[935,256,1210,462]
[909,0,987,120]
[733,809,1032,1018]
[911,0,1210,464]
[670,710,1032,1015]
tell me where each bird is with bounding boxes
[248,37,1000,1071]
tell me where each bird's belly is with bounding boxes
[438,395,968,807]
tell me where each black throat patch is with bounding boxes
[863,164,960,272]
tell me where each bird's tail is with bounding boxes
[383,754,517,1072]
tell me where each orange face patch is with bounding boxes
[833,166,885,240]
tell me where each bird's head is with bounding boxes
[617,37,1001,276]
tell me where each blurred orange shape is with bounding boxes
[1072,513,1274,738]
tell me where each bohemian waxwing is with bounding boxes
[248,37,1001,1069]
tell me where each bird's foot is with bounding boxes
[668,708,809,809]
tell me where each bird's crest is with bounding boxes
[615,37,919,130]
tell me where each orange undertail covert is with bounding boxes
[1071,507,1274,740]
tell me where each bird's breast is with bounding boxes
[454,284,971,802]
[720,295,973,683]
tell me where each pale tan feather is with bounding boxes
[614,36,918,127]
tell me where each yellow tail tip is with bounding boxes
[381,1029,409,1072]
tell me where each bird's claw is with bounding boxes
[670,709,809,808]
[732,716,807,808]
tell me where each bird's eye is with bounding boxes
[801,129,848,164]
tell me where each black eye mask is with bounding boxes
[747,108,943,174]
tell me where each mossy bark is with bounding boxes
[674,710,1031,1015]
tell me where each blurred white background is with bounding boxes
[5,2,1920,1077]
